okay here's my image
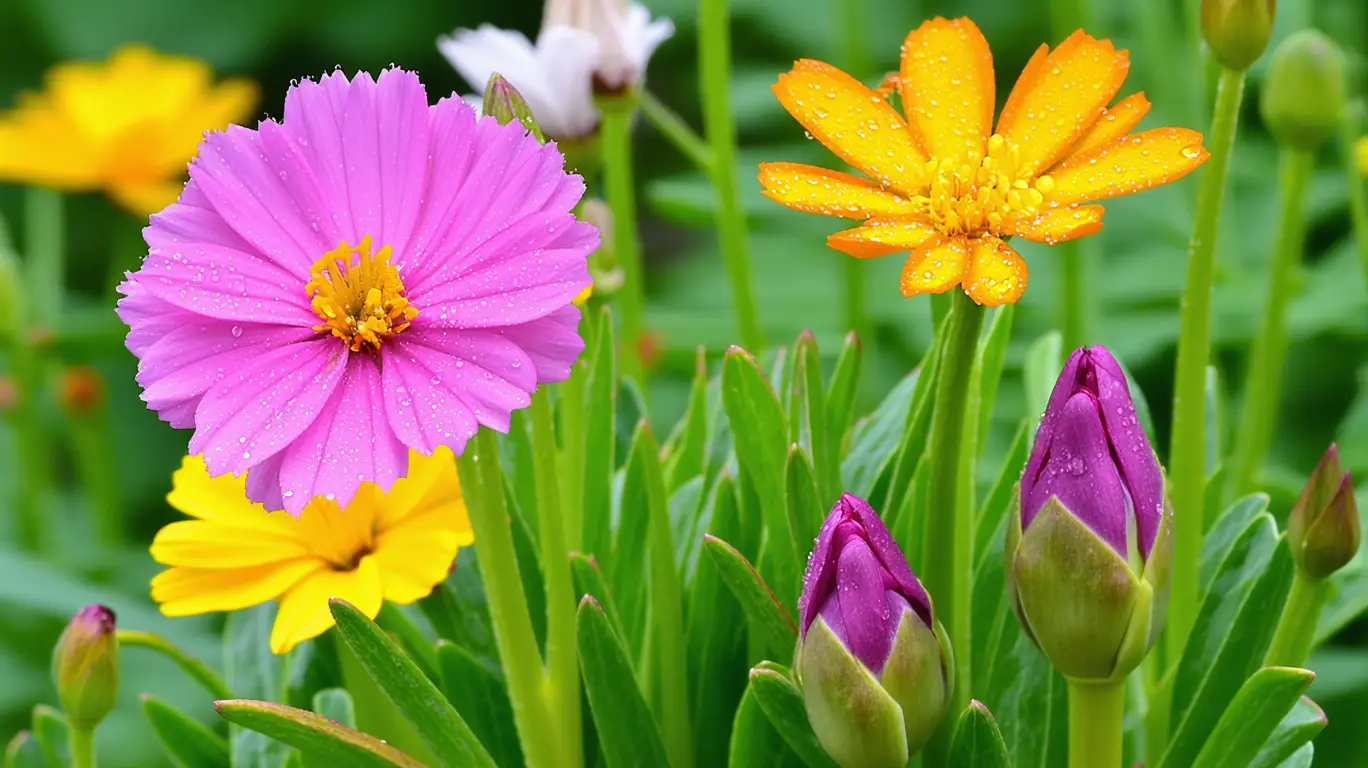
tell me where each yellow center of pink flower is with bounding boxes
[911,134,1054,239]
[305,236,417,352]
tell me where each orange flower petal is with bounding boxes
[828,218,943,258]
[900,237,969,297]
[1048,128,1208,205]
[758,162,920,219]
[773,59,928,192]
[996,204,1105,244]
[964,237,1027,306]
[899,17,995,162]
[1065,92,1151,161]
[997,31,1131,177]
[998,44,1049,131]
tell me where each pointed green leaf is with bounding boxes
[375,605,439,685]
[613,419,659,660]
[1191,667,1314,768]
[665,347,709,491]
[785,448,825,550]
[1200,494,1270,596]
[1022,331,1063,425]
[4,732,43,768]
[570,552,628,641]
[328,599,496,768]
[583,306,617,559]
[215,700,427,768]
[436,642,522,768]
[791,331,835,502]
[881,336,942,533]
[30,705,70,768]
[841,366,922,497]
[142,695,230,768]
[975,305,1015,448]
[949,701,1010,768]
[824,331,862,474]
[749,664,839,768]
[577,596,671,768]
[311,689,355,728]
[973,421,1028,566]
[729,678,802,767]
[1249,697,1325,768]
[224,603,292,768]
[703,534,798,661]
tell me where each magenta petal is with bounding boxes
[835,538,897,674]
[799,500,843,636]
[116,281,203,358]
[134,244,316,326]
[498,305,585,383]
[282,72,357,244]
[843,493,932,626]
[145,195,256,255]
[380,341,480,456]
[1022,346,1087,504]
[404,96,479,276]
[257,120,346,248]
[244,451,287,512]
[372,69,430,255]
[1092,350,1164,557]
[386,327,534,433]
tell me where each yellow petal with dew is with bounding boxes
[374,447,464,531]
[270,555,384,654]
[827,218,943,259]
[963,237,1028,306]
[1064,92,1151,161]
[150,520,312,568]
[1048,128,1208,205]
[151,559,321,617]
[758,162,920,219]
[166,455,304,535]
[899,17,995,162]
[900,237,969,297]
[995,204,1105,245]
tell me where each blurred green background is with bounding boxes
[1,0,1367,765]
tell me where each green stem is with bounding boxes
[1265,571,1330,668]
[558,361,588,553]
[921,290,986,762]
[70,410,122,549]
[1166,65,1246,666]
[456,430,560,768]
[1227,148,1315,500]
[1341,103,1368,312]
[698,0,765,353]
[69,726,96,768]
[636,90,713,172]
[531,389,582,768]
[116,630,233,701]
[24,188,63,329]
[599,102,646,384]
[1058,241,1087,350]
[1068,679,1125,768]
[4,341,52,552]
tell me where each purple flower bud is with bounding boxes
[1288,444,1361,580]
[52,604,119,730]
[1020,346,1164,563]
[799,493,933,674]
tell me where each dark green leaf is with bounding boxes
[577,596,671,768]
[613,419,658,662]
[142,695,230,768]
[791,331,835,502]
[419,550,496,664]
[749,664,839,768]
[841,367,921,497]
[224,603,291,768]
[881,335,942,535]
[949,700,1010,768]
[785,448,825,551]
[215,700,426,768]
[570,552,628,642]
[328,599,496,768]
[311,689,355,729]
[973,421,1027,567]
[583,307,617,560]
[1249,697,1325,768]
[823,331,862,475]
[505,481,548,654]
[375,605,440,686]
[1191,667,1314,768]
[1200,494,1269,596]
[436,642,522,768]
[704,534,799,661]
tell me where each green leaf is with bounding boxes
[785,448,825,551]
[823,331,862,474]
[505,482,549,653]
[142,695,230,768]
[583,307,618,560]
[791,331,836,502]
[3,732,43,768]
[224,603,292,768]
[1199,494,1270,597]
[975,305,1015,449]
[375,605,440,685]
[1279,743,1314,768]
[215,700,427,768]
[311,689,355,728]
[749,663,839,768]
[1204,365,1224,485]
[613,419,658,662]
[665,347,709,491]
[436,642,522,768]
[703,534,799,661]
[729,679,802,767]
[1022,331,1063,425]
[328,599,496,768]
[722,346,800,605]
[841,367,921,497]
[973,421,1028,566]
[1191,667,1314,768]
[577,596,672,768]
[949,700,1010,768]
[1249,697,1325,768]
[1161,515,1295,768]
[881,334,942,534]
[419,550,497,664]
[30,705,70,768]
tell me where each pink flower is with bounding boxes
[117,69,596,515]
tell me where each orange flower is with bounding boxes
[759,18,1210,306]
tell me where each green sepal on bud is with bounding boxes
[482,73,547,143]
[52,605,119,730]
[1287,445,1361,580]
[1260,29,1346,151]
[1201,0,1276,71]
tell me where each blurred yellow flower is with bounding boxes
[573,284,593,305]
[0,45,257,216]
[150,447,471,654]
[1356,136,1368,175]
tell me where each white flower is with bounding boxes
[438,0,674,140]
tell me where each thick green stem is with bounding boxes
[1342,103,1368,312]
[1058,241,1088,350]
[1068,679,1125,768]
[69,726,96,768]
[116,630,232,700]
[530,389,582,768]
[1227,148,1315,501]
[558,362,587,553]
[24,188,63,328]
[921,290,985,762]
[1265,571,1330,668]
[637,90,713,172]
[698,0,764,353]
[457,430,560,768]
[599,102,645,383]
[1166,65,1246,666]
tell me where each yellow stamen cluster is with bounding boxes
[909,134,1054,238]
[305,236,417,352]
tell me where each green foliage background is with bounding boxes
[0,0,1366,765]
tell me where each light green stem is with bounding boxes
[1068,679,1125,768]
[699,0,765,353]
[637,90,713,171]
[69,726,96,768]
[599,102,646,383]
[558,361,588,553]
[1227,148,1315,501]
[116,630,232,701]
[457,430,560,768]
[1166,65,1246,666]
[70,410,122,549]
[921,290,985,763]
[1264,571,1330,668]
[24,188,62,328]
[530,389,582,768]
[1342,103,1368,310]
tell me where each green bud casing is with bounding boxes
[1201,0,1276,71]
[52,605,119,730]
[482,74,547,143]
[1288,445,1361,580]
[1260,29,1346,151]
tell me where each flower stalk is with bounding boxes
[598,98,647,381]
[1068,679,1125,768]
[1343,102,1368,304]
[1264,571,1330,668]
[24,188,63,329]
[636,90,712,171]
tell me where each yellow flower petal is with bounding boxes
[963,237,1028,306]
[900,237,969,297]
[374,528,463,604]
[374,446,464,531]
[110,181,185,217]
[997,31,1131,177]
[996,204,1105,245]
[166,456,302,534]
[271,555,384,654]
[152,559,321,617]
[1064,92,1151,161]
[150,520,312,568]
[1048,128,1208,205]
[772,59,928,193]
[899,17,995,162]
[758,162,920,219]
[827,218,943,258]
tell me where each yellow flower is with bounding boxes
[759,17,1210,306]
[573,284,593,306]
[1357,136,1368,175]
[150,447,471,654]
[0,45,257,216]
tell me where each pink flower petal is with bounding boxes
[497,305,584,383]
[349,69,430,256]
[134,242,316,326]
[385,326,534,434]
[282,72,356,244]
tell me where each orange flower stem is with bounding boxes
[599,100,646,385]
[1341,101,1368,310]
[1167,64,1247,669]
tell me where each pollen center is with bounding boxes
[911,134,1054,238]
[305,236,418,352]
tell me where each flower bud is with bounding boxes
[1201,0,1276,71]
[56,366,104,417]
[795,494,951,768]
[1287,445,1361,580]
[482,74,547,143]
[1260,29,1345,151]
[51,605,119,730]
[1007,346,1172,682]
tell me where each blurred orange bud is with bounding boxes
[57,366,104,416]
